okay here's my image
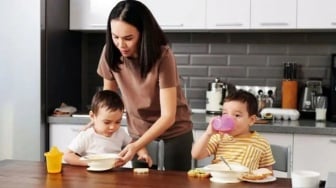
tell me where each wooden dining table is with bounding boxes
[0,160,294,188]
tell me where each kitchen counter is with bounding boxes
[48,113,336,136]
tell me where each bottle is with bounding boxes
[212,115,234,132]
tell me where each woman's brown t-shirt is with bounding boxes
[97,45,192,140]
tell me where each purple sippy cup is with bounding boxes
[212,115,234,132]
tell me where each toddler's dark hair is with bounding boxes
[91,90,124,115]
[224,89,258,116]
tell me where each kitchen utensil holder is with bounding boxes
[281,80,298,109]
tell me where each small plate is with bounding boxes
[87,166,112,172]
[210,177,240,184]
[239,175,277,183]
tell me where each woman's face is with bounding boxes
[110,20,140,58]
[90,107,123,137]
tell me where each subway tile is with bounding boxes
[228,78,267,86]
[248,67,283,78]
[177,66,208,76]
[191,33,229,43]
[187,88,206,99]
[306,33,336,43]
[190,77,212,88]
[230,55,267,66]
[209,66,246,77]
[288,44,330,55]
[300,67,328,80]
[265,33,307,43]
[189,99,206,109]
[248,44,287,55]
[268,56,308,67]
[308,56,331,67]
[210,44,247,54]
[171,43,209,54]
[174,55,189,65]
[166,33,191,43]
[191,55,228,65]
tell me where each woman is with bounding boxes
[96,0,193,171]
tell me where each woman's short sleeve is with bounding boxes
[97,46,114,80]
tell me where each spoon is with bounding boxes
[220,156,232,171]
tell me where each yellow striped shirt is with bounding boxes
[207,131,275,170]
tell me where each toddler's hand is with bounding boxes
[205,116,219,136]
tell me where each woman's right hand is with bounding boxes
[82,120,94,131]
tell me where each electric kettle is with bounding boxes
[206,78,228,115]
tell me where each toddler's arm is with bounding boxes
[63,149,88,166]
[191,117,217,160]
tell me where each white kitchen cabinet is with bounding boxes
[251,0,297,29]
[206,0,250,29]
[293,134,336,180]
[70,0,206,31]
[140,0,206,30]
[297,0,336,29]
[262,132,293,147]
[49,124,82,154]
[70,0,119,30]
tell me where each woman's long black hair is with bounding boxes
[105,0,168,78]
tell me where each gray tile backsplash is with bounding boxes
[84,32,335,109]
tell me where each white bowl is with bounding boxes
[80,153,120,171]
[204,162,249,183]
[291,170,320,188]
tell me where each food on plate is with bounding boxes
[241,168,273,180]
[187,169,210,178]
[133,168,149,174]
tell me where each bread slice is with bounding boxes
[133,168,149,174]
[241,168,273,180]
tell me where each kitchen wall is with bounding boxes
[81,32,335,110]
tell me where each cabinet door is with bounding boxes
[70,0,119,30]
[262,133,293,147]
[251,0,296,29]
[49,124,82,154]
[297,0,336,29]
[140,0,206,30]
[293,134,336,180]
[207,0,250,29]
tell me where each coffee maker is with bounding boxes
[299,79,323,118]
[330,54,336,121]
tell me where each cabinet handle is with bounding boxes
[330,139,336,144]
[215,23,243,27]
[160,24,184,27]
[259,22,289,26]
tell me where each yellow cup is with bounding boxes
[44,146,63,173]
